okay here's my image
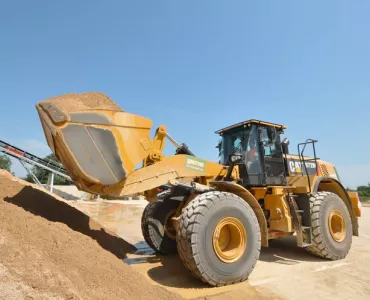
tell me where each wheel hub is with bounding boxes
[213,217,247,263]
[164,209,177,240]
[328,209,346,242]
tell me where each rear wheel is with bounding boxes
[176,191,261,286]
[304,191,353,260]
[141,192,180,254]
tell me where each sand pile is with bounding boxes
[38,92,123,113]
[0,170,182,300]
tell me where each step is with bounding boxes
[296,226,312,248]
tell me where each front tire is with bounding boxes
[141,192,180,254]
[176,191,261,286]
[304,191,353,260]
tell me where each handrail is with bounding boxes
[297,139,319,192]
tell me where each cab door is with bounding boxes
[259,126,287,186]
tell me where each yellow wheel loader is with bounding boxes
[36,92,362,287]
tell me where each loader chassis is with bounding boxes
[35,93,361,287]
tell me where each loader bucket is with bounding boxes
[36,92,154,192]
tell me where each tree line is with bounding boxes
[348,184,370,202]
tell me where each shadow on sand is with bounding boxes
[125,236,327,289]
[259,236,326,264]
[5,186,136,259]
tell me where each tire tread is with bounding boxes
[304,191,352,260]
[141,191,178,254]
[176,191,261,287]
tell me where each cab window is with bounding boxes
[260,127,277,157]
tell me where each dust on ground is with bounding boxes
[0,170,182,300]
[38,92,122,113]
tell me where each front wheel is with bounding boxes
[141,192,180,254]
[176,191,261,287]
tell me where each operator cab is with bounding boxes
[216,119,288,187]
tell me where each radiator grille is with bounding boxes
[320,164,330,176]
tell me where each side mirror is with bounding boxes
[216,140,222,158]
[282,138,290,154]
[216,140,222,150]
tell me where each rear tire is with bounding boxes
[176,191,261,286]
[141,192,180,254]
[304,191,353,260]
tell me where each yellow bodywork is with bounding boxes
[348,191,362,217]
[264,193,294,232]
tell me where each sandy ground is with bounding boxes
[1,168,369,300]
[71,198,370,300]
[0,170,182,300]
[0,170,275,300]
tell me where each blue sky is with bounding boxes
[0,1,369,188]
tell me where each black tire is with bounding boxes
[304,191,353,260]
[141,192,180,254]
[176,191,261,287]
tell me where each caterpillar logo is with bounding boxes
[287,159,317,175]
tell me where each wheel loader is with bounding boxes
[35,92,362,287]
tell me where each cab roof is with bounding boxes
[215,119,287,135]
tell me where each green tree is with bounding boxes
[0,154,12,172]
[23,153,70,185]
[357,183,370,201]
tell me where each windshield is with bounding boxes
[219,126,253,165]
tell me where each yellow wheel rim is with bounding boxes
[164,209,177,240]
[328,209,346,242]
[213,217,247,263]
